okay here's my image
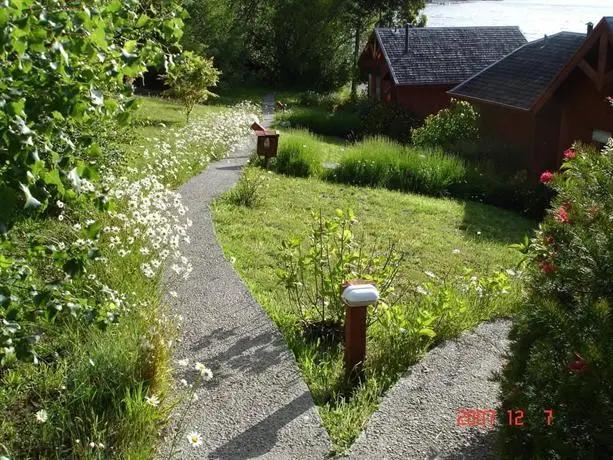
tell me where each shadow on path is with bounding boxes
[209,392,314,460]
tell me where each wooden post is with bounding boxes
[341,279,373,380]
[344,303,367,380]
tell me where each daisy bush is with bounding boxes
[499,139,613,457]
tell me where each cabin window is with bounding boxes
[368,73,373,99]
[376,76,381,101]
[592,129,612,148]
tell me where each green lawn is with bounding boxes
[212,171,535,453]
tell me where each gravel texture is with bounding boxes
[347,319,512,460]
[159,95,331,459]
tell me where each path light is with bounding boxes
[341,280,379,380]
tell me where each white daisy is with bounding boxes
[145,395,160,407]
[187,431,203,447]
[35,409,48,423]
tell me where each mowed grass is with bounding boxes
[212,172,535,452]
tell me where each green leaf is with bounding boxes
[136,14,150,27]
[11,37,27,55]
[85,221,101,240]
[419,328,436,338]
[85,143,101,157]
[42,169,65,194]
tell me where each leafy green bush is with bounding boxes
[357,101,422,144]
[226,167,266,207]
[411,100,479,150]
[329,137,466,196]
[298,90,346,111]
[276,209,405,327]
[274,130,324,177]
[163,51,221,122]
[498,141,613,457]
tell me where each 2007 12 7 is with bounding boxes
[455,409,554,427]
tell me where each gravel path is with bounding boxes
[160,94,331,459]
[347,319,512,460]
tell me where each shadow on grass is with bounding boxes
[460,200,536,245]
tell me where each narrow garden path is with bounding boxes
[161,94,331,459]
[347,319,512,460]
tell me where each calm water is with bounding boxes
[424,0,612,41]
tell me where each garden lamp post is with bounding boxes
[341,280,379,380]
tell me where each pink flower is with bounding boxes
[606,96,613,106]
[540,171,554,183]
[563,148,576,160]
[554,207,570,223]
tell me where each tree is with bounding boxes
[163,51,221,122]
[346,0,427,98]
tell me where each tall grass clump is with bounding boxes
[274,129,324,177]
[330,137,466,196]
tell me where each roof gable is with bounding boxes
[448,32,586,110]
[449,17,613,112]
[373,26,527,86]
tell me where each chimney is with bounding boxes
[405,22,410,53]
[587,22,594,35]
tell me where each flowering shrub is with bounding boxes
[499,140,613,457]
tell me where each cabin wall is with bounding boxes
[556,68,613,164]
[395,85,454,117]
[476,103,536,171]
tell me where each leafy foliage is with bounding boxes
[182,0,426,90]
[225,167,267,208]
[499,140,613,457]
[358,100,422,144]
[411,100,480,150]
[276,209,405,326]
[163,50,220,122]
[0,0,185,359]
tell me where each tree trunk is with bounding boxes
[351,19,362,100]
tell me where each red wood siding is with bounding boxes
[394,85,454,118]
[478,103,535,164]
[556,68,613,164]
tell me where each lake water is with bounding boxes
[423,0,612,41]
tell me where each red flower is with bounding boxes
[540,171,554,183]
[568,353,587,373]
[563,148,576,160]
[554,207,570,223]
[540,261,555,274]
[606,96,613,106]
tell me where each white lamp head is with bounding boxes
[341,283,379,307]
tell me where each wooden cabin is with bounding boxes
[449,17,613,177]
[357,25,527,118]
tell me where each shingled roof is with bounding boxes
[374,26,527,86]
[449,32,586,110]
